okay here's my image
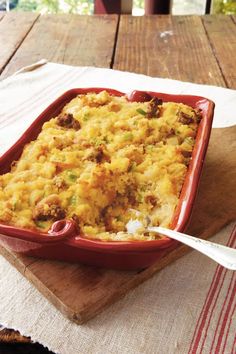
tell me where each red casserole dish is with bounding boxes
[0,88,214,270]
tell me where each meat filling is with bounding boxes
[178,112,194,125]
[57,113,81,130]
[33,195,66,222]
[146,97,163,118]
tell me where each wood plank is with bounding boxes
[0,12,5,21]
[1,14,118,79]
[113,15,226,86]
[202,15,236,89]
[1,241,188,324]
[0,325,54,353]
[1,125,236,323]
[0,326,30,343]
[0,244,37,274]
[0,12,39,74]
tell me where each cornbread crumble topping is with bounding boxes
[0,91,201,241]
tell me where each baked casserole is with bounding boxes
[0,90,202,241]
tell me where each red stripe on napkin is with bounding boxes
[192,267,227,353]
[222,284,236,353]
[230,333,236,354]
[188,230,236,354]
[188,268,224,353]
[210,272,235,353]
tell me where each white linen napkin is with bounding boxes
[0,62,235,354]
[0,60,236,156]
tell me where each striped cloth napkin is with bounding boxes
[0,61,235,354]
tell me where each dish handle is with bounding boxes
[0,219,79,244]
[126,90,153,102]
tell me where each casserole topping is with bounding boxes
[0,91,201,241]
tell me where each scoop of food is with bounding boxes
[126,218,236,270]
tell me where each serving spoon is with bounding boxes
[126,219,236,270]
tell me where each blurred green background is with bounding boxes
[212,0,236,14]
[0,0,235,15]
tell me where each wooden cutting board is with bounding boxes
[0,126,235,324]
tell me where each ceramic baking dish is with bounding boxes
[0,88,214,270]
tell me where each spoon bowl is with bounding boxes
[126,220,236,270]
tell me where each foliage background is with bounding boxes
[16,0,94,13]
[14,0,146,14]
[212,0,236,14]
[1,0,235,15]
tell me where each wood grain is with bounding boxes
[1,14,118,78]
[1,126,235,324]
[0,12,5,21]
[185,126,236,236]
[0,327,30,343]
[113,15,226,86]
[0,325,54,353]
[202,15,236,89]
[0,12,39,75]
[0,242,188,324]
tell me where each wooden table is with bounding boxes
[0,12,236,353]
[0,12,236,87]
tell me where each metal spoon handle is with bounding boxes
[148,227,236,270]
